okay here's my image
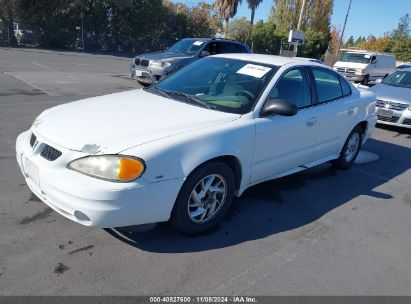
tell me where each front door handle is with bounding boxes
[348,107,355,115]
[306,117,317,127]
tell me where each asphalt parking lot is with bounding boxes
[1,48,411,296]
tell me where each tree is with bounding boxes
[308,0,333,36]
[214,0,242,37]
[391,13,410,40]
[344,35,354,47]
[0,0,19,46]
[269,0,299,31]
[327,26,340,55]
[250,20,283,54]
[269,0,332,58]
[245,0,263,41]
[299,29,329,58]
[270,0,332,34]
[228,17,251,42]
[390,14,411,61]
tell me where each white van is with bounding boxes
[333,51,396,85]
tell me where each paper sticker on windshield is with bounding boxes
[364,54,371,58]
[236,64,271,78]
[193,41,204,46]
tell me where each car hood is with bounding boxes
[34,89,241,154]
[333,61,367,69]
[368,84,411,105]
[137,51,192,61]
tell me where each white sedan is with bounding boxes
[16,54,378,235]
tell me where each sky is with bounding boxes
[171,0,410,41]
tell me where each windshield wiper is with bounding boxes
[144,86,171,99]
[166,91,215,109]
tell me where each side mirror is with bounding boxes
[200,50,210,57]
[261,99,298,117]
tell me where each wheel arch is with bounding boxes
[187,155,243,193]
[357,120,368,135]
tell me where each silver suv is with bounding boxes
[130,38,250,85]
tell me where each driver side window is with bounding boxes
[269,67,312,109]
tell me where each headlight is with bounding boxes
[68,155,145,182]
[408,105,411,111]
[149,61,171,69]
[356,68,365,74]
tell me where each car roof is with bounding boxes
[212,53,324,67]
[182,37,245,45]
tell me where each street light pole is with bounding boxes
[297,0,307,31]
[294,0,307,53]
[337,0,353,54]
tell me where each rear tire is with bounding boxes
[170,162,235,235]
[332,126,363,169]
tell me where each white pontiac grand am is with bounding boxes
[16,54,378,235]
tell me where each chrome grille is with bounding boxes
[30,133,37,147]
[134,58,140,65]
[377,116,400,123]
[376,99,409,111]
[40,144,62,161]
[140,59,150,67]
[337,67,356,74]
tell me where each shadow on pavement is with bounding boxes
[105,138,411,253]
[376,123,411,137]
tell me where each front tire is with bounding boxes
[170,162,235,235]
[361,75,369,85]
[332,126,363,169]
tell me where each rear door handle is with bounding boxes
[306,117,318,127]
[348,107,355,115]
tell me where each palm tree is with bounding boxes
[214,0,242,37]
[245,0,263,43]
[247,0,263,27]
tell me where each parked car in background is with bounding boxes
[396,63,411,70]
[17,54,377,235]
[368,68,411,129]
[130,38,250,85]
[333,51,396,85]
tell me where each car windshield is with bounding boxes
[150,57,278,114]
[167,39,206,55]
[341,53,371,64]
[382,71,411,89]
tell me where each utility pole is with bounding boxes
[81,11,85,52]
[294,0,307,53]
[337,0,353,54]
[297,0,307,31]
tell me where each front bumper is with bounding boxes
[130,64,166,84]
[16,130,184,228]
[376,107,411,129]
[343,74,365,82]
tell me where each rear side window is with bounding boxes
[312,68,343,103]
[205,42,221,55]
[220,42,247,53]
[340,76,351,96]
